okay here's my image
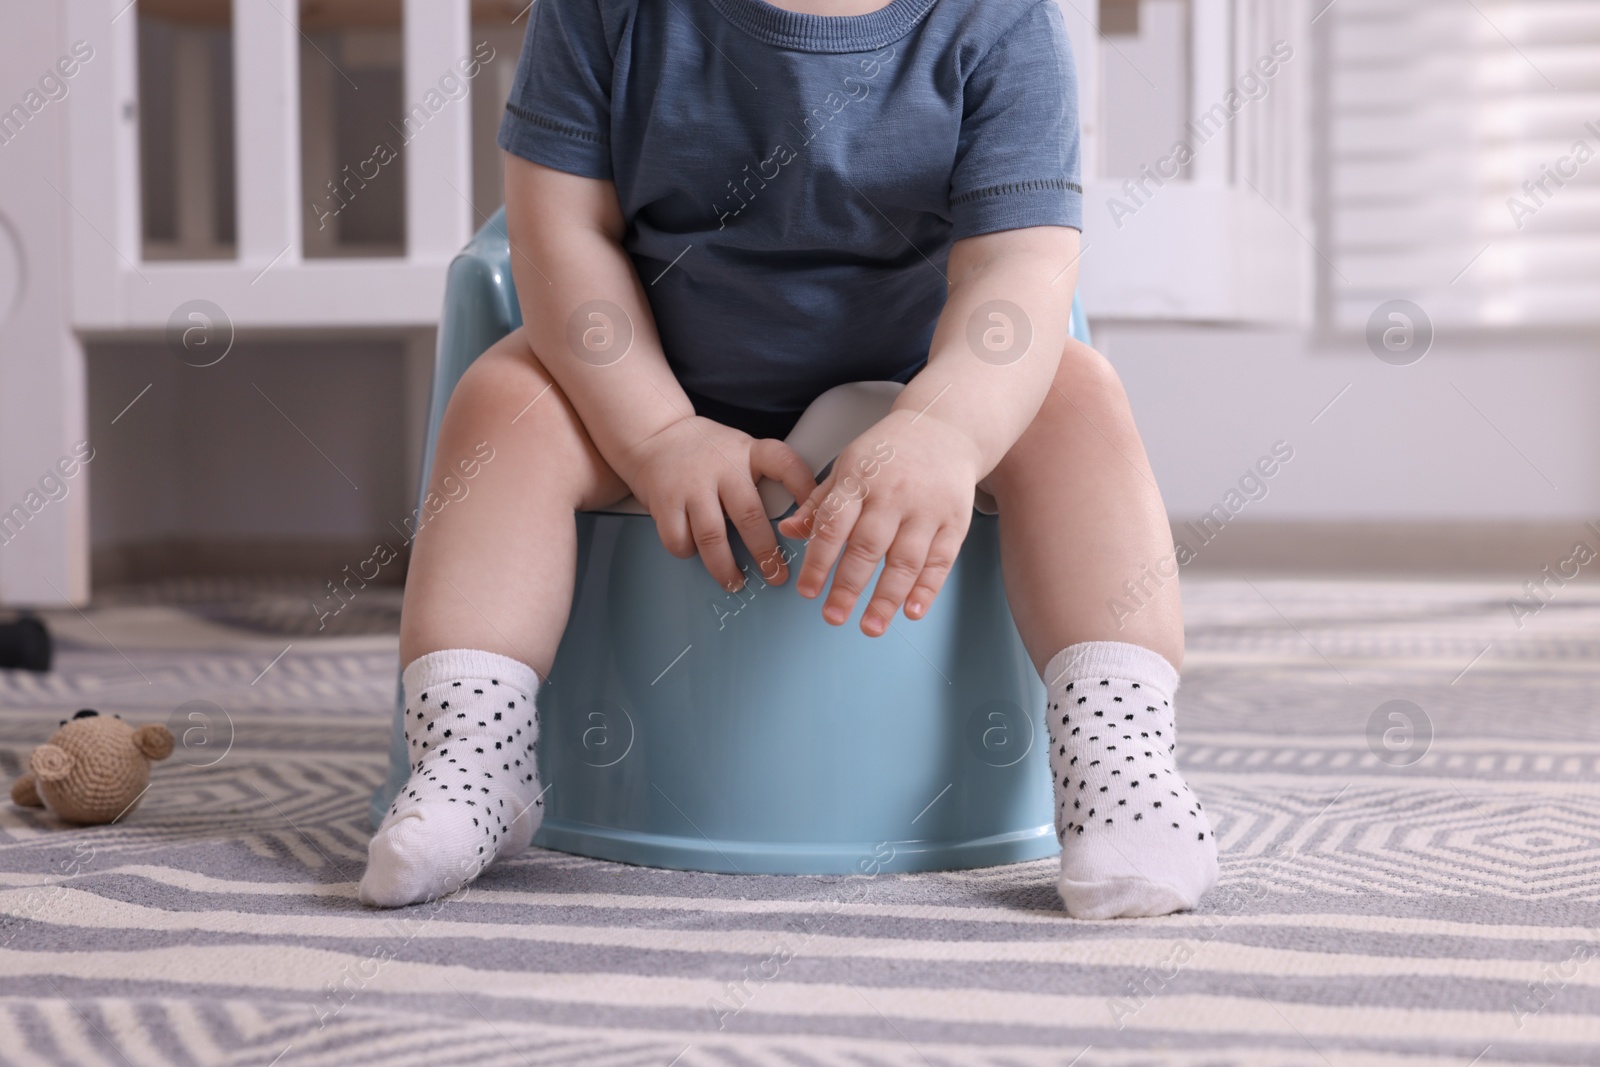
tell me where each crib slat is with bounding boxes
[233,0,302,268]
[1189,0,1232,186]
[402,0,473,261]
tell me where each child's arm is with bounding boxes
[778,224,1082,631]
[897,224,1082,476]
[503,154,816,590]
[502,154,684,483]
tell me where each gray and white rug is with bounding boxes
[1,576,1597,1066]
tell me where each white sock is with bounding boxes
[1045,641,1218,919]
[359,649,544,907]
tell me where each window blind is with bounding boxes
[1323,0,1600,330]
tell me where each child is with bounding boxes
[359,0,1218,918]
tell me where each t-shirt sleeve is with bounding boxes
[496,0,615,180]
[949,0,1083,240]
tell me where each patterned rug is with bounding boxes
[0,576,1596,1066]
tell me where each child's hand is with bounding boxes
[777,410,982,636]
[625,416,817,591]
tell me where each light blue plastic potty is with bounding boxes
[370,209,1092,874]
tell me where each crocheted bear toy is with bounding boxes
[9,709,174,824]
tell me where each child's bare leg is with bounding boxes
[361,329,629,908]
[980,338,1182,674]
[398,329,629,672]
[981,338,1217,919]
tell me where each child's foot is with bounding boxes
[1044,641,1217,919]
[359,649,544,907]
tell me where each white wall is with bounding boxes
[1102,322,1600,522]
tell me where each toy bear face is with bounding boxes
[16,710,174,825]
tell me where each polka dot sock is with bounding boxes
[1045,641,1218,919]
[359,648,544,907]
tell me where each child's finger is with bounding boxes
[651,504,697,560]
[791,481,859,599]
[778,498,816,540]
[719,476,788,585]
[749,439,818,511]
[860,522,935,636]
[904,522,967,620]
[778,474,833,541]
[686,495,745,592]
[821,509,900,626]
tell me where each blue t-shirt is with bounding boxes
[498,0,1081,436]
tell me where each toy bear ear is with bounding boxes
[133,724,175,762]
[30,744,73,783]
[10,773,43,808]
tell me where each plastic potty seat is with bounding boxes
[370,209,1092,874]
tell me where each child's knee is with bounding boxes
[446,335,598,468]
[1052,340,1127,412]
[451,332,553,425]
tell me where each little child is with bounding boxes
[359,0,1218,918]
